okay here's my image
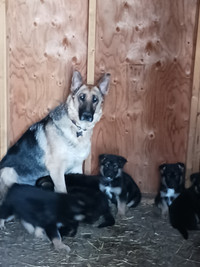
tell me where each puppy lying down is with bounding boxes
[0,183,115,251]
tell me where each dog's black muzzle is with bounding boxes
[80,111,93,122]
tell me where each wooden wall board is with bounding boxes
[186,2,200,184]
[7,0,88,145]
[0,0,7,159]
[87,0,96,85]
[92,0,198,193]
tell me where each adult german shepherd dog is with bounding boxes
[0,71,110,195]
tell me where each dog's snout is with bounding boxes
[80,112,93,122]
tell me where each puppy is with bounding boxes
[99,154,141,215]
[36,175,115,230]
[155,162,185,217]
[0,183,86,251]
[169,172,200,239]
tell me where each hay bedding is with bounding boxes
[0,199,200,267]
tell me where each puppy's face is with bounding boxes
[159,162,185,190]
[99,154,127,179]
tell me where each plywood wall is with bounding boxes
[3,0,200,194]
[186,4,200,183]
[7,0,88,145]
[91,0,199,193]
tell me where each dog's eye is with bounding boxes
[79,94,86,101]
[105,162,109,168]
[92,95,98,103]
[113,164,118,171]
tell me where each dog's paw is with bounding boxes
[34,227,46,239]
[0,219,5,230]
[52,238,71,252]
[117,202,126,217]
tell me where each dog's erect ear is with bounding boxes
[97,73,111,95]
[118,156,127,168]
[177,162,185,173]
[99,154,106,163]
[71,71,83,93]
[159,164,167,174]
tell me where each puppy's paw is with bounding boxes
[34,227,46,239]
[117,201,126,217]
[52,238,71,253]
[0,219,5,230]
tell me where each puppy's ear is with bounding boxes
[71,71,83,93]
[177,162,185,173]
[97,73,111,95]
[159,164,167,174]
[99,154,106,164]
[118,156,127,168]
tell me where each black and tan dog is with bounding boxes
[98,154,141,215]
[0,183,115,251]
[169,172,200,239]
[36,154,141,216]
[0,71,110,195]
[155,162,185,217]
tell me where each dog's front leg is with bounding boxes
[116,197,126,216]
[50,173,66,193]
[48,165,67,193]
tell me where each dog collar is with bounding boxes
[71,119,86,137]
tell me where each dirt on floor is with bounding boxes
[0,198,200,267]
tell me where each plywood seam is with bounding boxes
[84,0,97,174]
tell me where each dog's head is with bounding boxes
[190,172,200,194]
[159,162,185,190]
[99,154,127,180]
[67,71,110,128]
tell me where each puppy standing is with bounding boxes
[0,71,110,194]
[154,162,185,217]
[0,183,87,251]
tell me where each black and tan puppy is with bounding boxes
[169,172,200,239]
[99,154,141,215]
[36,175,115,230]
[0,183,115,251]
[154,162,185,217]
[0,183,86,251]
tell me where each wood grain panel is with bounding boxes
[186,3,200,185]
[92,0,198,193]
[0,0,7,159]
[7,0,88,145]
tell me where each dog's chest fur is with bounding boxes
[99,179,122,199]
[160,188,179,206]
[37,117,92,173]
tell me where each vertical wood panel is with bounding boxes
[92,0,198,193]
[87,0,96,85]
[186,3,200,185]
[84,0,97,175]
[0,0,7,159]
[7,0,88,145]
